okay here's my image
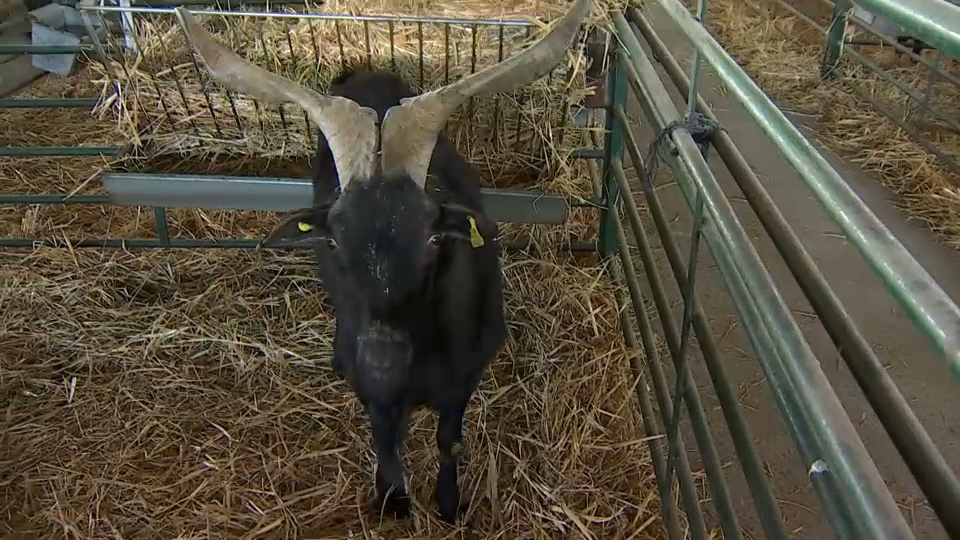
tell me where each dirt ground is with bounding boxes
[638,3,960,540]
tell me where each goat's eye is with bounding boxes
[428,234,442,246]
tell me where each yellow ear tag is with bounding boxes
[467,216,485,248]
[297,222,313,233]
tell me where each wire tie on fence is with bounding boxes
[642,111,724,188]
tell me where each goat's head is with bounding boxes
[173,1,591,348]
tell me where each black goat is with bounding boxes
[173,0,591,524]
[302,67,509,523]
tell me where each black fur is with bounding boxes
[289,67,508,524]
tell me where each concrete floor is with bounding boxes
[634,4,960,540]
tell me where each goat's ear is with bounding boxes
[259,207,333,248]
[436,204,497,249]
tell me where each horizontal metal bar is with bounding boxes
[80,5,538,26]
[0,237,595,251]
[101,173,568,224]
[856,0,960,60]
[0,44,95,54]
[0,146,122,157]
[616,10,914,539]
[570,147,605,159]
[0,98,99,109]
[654,0,960,383]
[130,0,317,5]
[0,194,110,204]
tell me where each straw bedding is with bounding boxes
[705,0,960,250]
[0,1,669,537]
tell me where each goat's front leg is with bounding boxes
[368,403,411,519]
[435,401,469,523]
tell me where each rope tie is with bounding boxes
[643,111,723,188]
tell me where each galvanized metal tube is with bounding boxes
[0,194,111,204]
[599,51,628,255]
[821,0,852,78]
[81,4,537,27]
[629,8,960,536]
[614,10,914,539]
[0,44,95,54]
[0,147,121,157]
[0,98,100,108]
[614,106,790,540]
[855,0,960,60]
[653,0,960,384]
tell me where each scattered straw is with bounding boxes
[706,0,960,250]
[0,237,666,538]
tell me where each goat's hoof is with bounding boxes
[437,495,468,524]
[369,489,411,520]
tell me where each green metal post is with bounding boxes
[821,0,852,79]
[599,46,628,256]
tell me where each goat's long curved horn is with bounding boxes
[379,0,592,187]
[174,7,378,189]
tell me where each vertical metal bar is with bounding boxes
[363,20,372,69]
[388,21,396,73]
[154,207,171,246]
[821,0,852,78]
[256,20,290,143]
[467,24,478,123]
[285,24,312,144]
[308,18,321,69]
[154,21,200,135]
[418,22,425,89]
[444,23,451,84]
[914,49,941,130]
[222,14,246,132]
[661,193,704,492]
[598,49,627,256]
[491,25,505,151]
[513,26,533,153]
[684,0,708,117]
[335,19,346,70]
[177,11,223,138]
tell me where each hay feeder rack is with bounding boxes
[3,0,960,539]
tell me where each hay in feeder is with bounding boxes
[707,0,960,250]
[94,0,618,185]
